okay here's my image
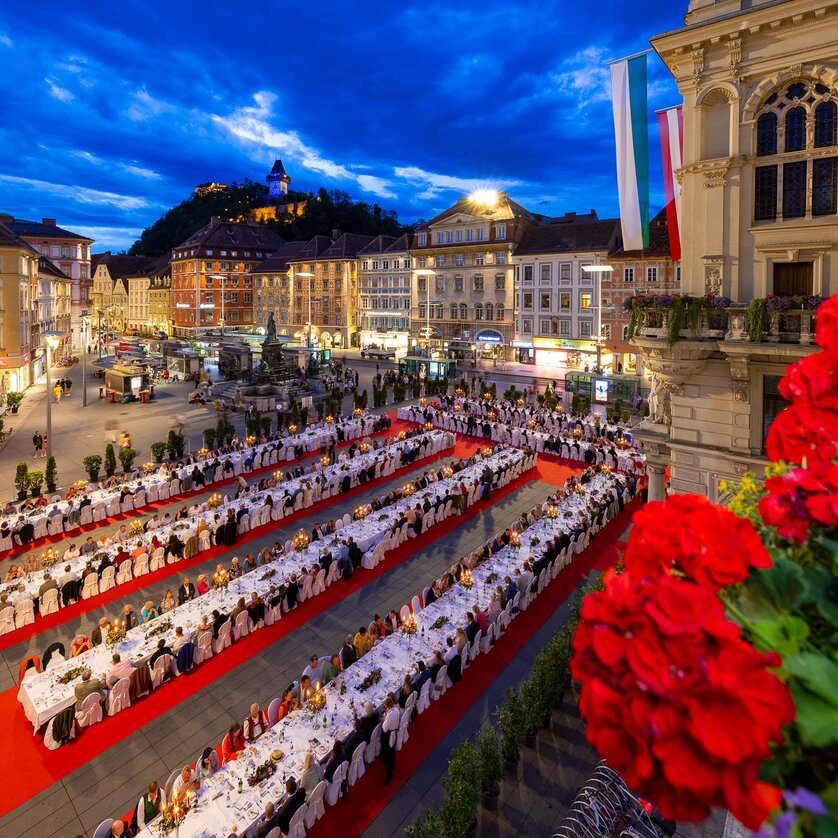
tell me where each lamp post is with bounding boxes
[412,269,436,352]
[42,331,63,461]
[581,264,614,374]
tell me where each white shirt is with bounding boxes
[136,789,167,829]
[172,769,197,797]
[382,706,400,747]
[443,645,458,664]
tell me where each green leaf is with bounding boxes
[803,568,838,628]
[739,558,807,618]
[790,683,838,747]
[752,616,810,657]
[785,653,838,704]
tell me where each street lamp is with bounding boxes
[296,272,316,349]
[582,264,614,374]
[41,331,63,461]
[413,269,436,351]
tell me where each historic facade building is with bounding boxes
[512,212,621,371]
[170,218,284,336]
[410,193,536,357]
[357,233,412,351]
[632,0,838,501]
[251,241,308,333]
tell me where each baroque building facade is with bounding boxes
[633,0,838,501]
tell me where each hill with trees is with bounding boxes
[129,182,414,256]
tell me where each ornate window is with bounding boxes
[753,80,837,222]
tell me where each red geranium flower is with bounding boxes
[800,460,838,527]
[572,572,794,829]
[759,470,813,544]
[815,294,838,349]
[623,494,771,590]
[765,403,838,467]
[779,349,838,411]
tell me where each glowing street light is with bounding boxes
[469,189,499,207]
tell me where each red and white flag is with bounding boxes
[657,106,683,261]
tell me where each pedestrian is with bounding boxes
[354,371,359,388]
[64,378,72,396]
[41,435,47,457]
[53,383,62,403]
[32,432,43,458]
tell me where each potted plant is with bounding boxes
[621,408,631,423]
[300,406,309,426]
[202,428,217,449]
[5,391,24,413]
[27,470,44,498]
[104,443,117,477]
[14,462,28,500]
[260,416,272,436]
[82,454,102,482]
[316,401,325,420]
[476,724,502,811]
[440,740,480,838]
[118,447,136,473]
[45,456,58,493]
[496,688,524,767]
[403,811,443,838]
[150,441,167,463]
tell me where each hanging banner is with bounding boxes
[657,105,684,261]
[610,54,650,251]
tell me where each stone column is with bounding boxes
[647,465,667,502]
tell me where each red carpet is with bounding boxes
[0,423,453,651]
[307,493,641,838]
[0,446,576,818]
[0,417,419,560]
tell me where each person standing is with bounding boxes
[32,432,43,458]
[41,435,48,457]
[380,692,400,784]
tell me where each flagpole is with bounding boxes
[606,48,653,65]
[654,105,683,113]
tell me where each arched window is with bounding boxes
[496,303,505,321]
[485,303,494,321]
[450,303,458,320]
[815,101,837,148]
[474,303,483,321]
[460,303,468,319]
[754,80,837,222]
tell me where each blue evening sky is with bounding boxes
[0,1,686,250]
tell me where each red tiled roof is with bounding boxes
[250,241,310,274]
[320,233,376,259]
[515,217,621,255]
[610,208,673,259]
[288,235,335,263]
[174,219,284,252]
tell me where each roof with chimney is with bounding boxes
[320,233,376,260]
[95,253,161,279]
[288,235,336,263]
[357,235,398,256]
[515,213,621,256]
[250,241,310,274]
[0,220,40,255]
[173,218,284,253]
[609,208,673,260]
[0,215,93,242]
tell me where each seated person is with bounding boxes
[221,721,245,764]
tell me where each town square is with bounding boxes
[0,1,835,837]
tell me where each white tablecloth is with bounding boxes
[18,440,530,730]
[135,466,618,838]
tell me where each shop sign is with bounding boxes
[474,329,503,344]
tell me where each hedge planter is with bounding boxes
[482,792,499,812]
[524,731,537,748]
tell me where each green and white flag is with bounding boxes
[610,54,649,251]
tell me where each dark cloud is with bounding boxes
[0,0,681,249]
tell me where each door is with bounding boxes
[773,262,813,296]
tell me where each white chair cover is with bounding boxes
[195,631,213,664]
[108,677,131,715]
[133,554,149,576]
[212,620,232,654]
[417,679,432,715]
[348,742,366,786]
[99,565,116,592]
[92,819,114,838]
[304,781,327,828]
[15,598,35,628]
[151,654,174,689]
[287,804,307,838]
[365,722,382,763]
[233,610,251,641]
[81,573,99,600]
[0,605,15,635]
[77,691,103,728]
[325,761,348,806]
[40,588,59,616]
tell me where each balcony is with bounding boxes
[627,294,823,347]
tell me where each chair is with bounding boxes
[233,610,251,641]
[365,722,382,763]
[42,641,66,669]
[77,691,104,728]
[433,666,449,699]
[81,573,99,600]
[175,642,195,674]
[325,761,348,806]
[267,696,281,725]
[133,553,149,577]
[99,565,116,592]
[416,678,432,715]
[108,677,131,715]
[0,601,19,636]
[399,604,411,623]
[304,780,327,828]
[151,654,174,689]
[348,742,366,786]
[410,594,422,614]
[92,820,115,838]
[264,829,282,838]
[164,767,181,800]
[286,803,308,838]
[40,588,59,617]
[15,598,35,629]
[470,632,482,662]
[481,623,494,655]
[213,620,232,654]
[396,707,412,751]
[150,547,166,572]
[116,563,133,585]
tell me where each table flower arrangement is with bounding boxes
[159,794,192,834]
[288,424,298,434]
[424,422,434,431]
[143,462,156,475]
[455,388,465,396]
[397,431,407,440]
[485,572,499,587]
[212,568,229,590]
[401,483,415,497]
[292,530,310,553]
[573,428,583,439]
[571,296,838,836]
[40,547,59,568]
[260,568,276,581]
[527,419,537,430]
[105,622,127,647]
[359,668,382,692]
[488,410,497,420]
[58,667,83,685]
[206,494,222,510]
[325,415,335,424]
[431,615,449,631]
[197,448,209,459]
[353,408,363,416]
[441,466,454,479]
[482,446,493,457]
[128,520,144,538]
[306,682,327,713]
[319,456,330,467]
[460,568,474,590]
[508,532,521,550]
[545,503,559,519]
[353,505,371,521]
[359,442,370,454]
[247,760,276,787]
[573,483,585,495]
[528,536,540,547]
[147,620,172,639]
